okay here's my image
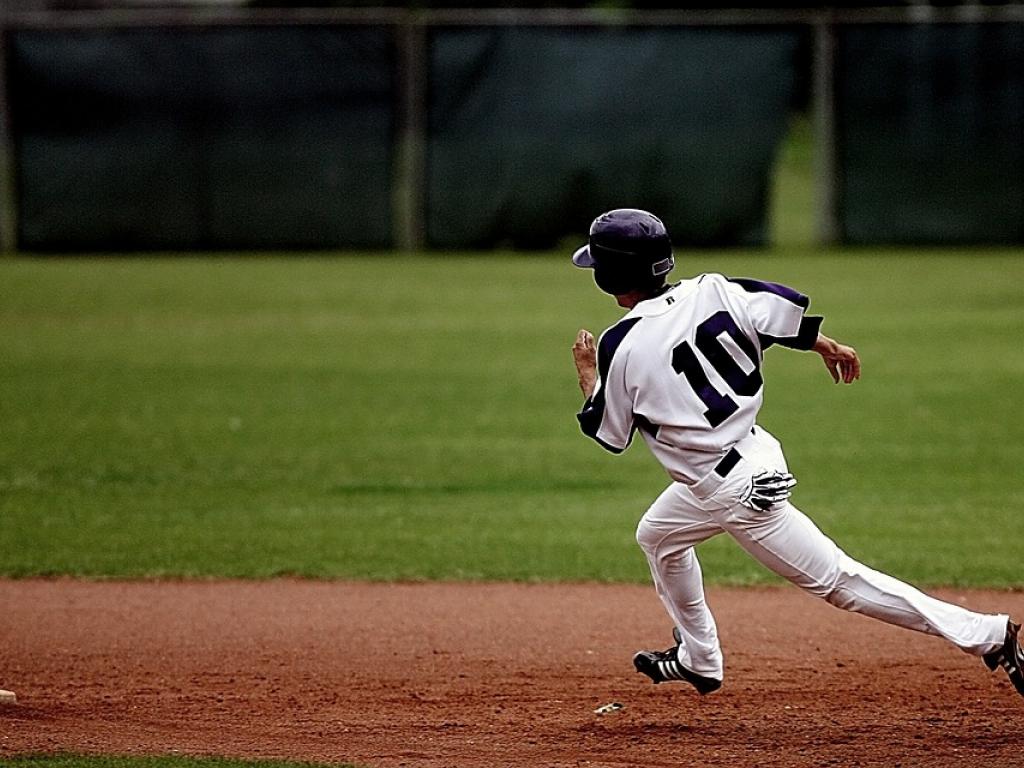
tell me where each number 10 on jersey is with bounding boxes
[671,311,763,427]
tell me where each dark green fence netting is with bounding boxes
[12,27,394,250]
[427,26,800,249]
[837,24,1024,245]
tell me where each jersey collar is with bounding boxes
[625,278,700,318]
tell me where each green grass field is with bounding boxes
[1,249,1022,585]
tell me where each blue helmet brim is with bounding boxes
[572,244,595,268]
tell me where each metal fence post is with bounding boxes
[0,19,17,254]
[393,12,426,252]
[812,17,839,248]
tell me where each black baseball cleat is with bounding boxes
[983,620,1024,697]
[633,627,722,695]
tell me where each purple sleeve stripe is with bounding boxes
[759,315,823,351]
[576,401,627,453]
[577,398,604,439]
[728,277,810,309]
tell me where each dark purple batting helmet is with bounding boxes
[572,209,674,295]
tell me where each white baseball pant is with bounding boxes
[635,425,1008,681]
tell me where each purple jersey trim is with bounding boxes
[728,277,810,309]
[577,316,642,453]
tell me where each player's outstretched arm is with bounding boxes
[813,333,861,384]
[572,329,598,399]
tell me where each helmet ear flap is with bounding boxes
[593,256,668,296]
[593,263,633,295]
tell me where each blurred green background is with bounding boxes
[1,122,1021,586]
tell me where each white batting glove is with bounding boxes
[740,470,797,511]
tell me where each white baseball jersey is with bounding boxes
[577,273,822,484]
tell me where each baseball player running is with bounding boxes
[570,208,1023,698]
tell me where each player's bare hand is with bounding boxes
[572,329,598,398]
[813,333,861,384]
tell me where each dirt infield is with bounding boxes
[1,580,1022,767]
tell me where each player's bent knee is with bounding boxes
[635,517,661,555]
[786,563,842,601]
[808,558,860,607]
[824,586,859,611]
